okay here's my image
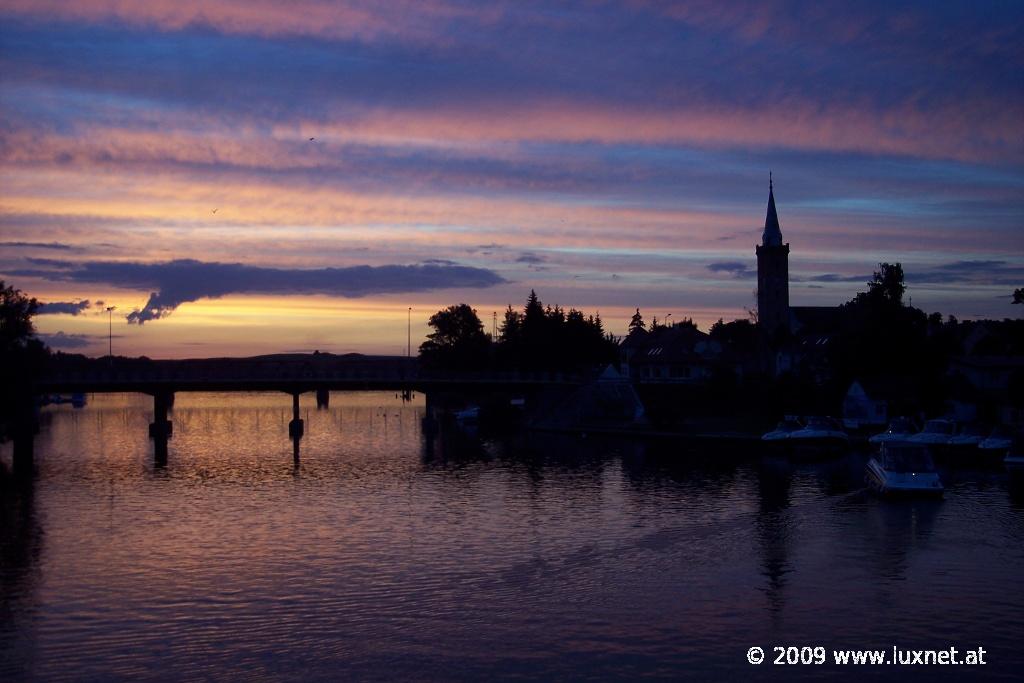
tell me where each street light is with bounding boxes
[106,306,116,365]
[665,313,673,328]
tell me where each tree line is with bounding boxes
[419,290,618,371]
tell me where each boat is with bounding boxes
[907,419,956,447]
[979,425,1015,452]
[866,442,944,496]
[761,418,802,442]
[946,423,988,463]
[787,416,849,458]
[868,417,916,447]
[452,405,480,430]
[1005,448,1024,476]
[761,418,802,456]
[948,423,987,449]
[979,426,1016,464]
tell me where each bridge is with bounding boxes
[10,353,588,470]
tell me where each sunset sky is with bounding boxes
[1,1,1022,358]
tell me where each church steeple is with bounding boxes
[762,172,783,247]
[755,173,790,336]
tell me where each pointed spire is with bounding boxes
[762,172,783,247]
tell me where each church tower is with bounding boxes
[756,174,789,335]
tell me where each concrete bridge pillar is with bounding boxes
[148,391,174,440]
[316,388,330,409]
[421,391,438,438]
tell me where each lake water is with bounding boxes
[2,392,1022,681]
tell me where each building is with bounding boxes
[842,377,922,429]
[756,175,790,335]
[620,323,724,383]
[754,179,849,378]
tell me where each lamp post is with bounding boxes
[106,306,115,365]
[665,313,672,328]
[407,307,412,357]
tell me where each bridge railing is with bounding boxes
[41,364,590,387]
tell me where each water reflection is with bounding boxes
[0,392,1022,680]
[755,458,794,617]
[0,467,41,681]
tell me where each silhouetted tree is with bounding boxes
[523,289,545,330]
[847,262,906,309]
[674,316,698,332]
[628,308,645,334]
[1,282,48,442]
[419,304,489,369]
[492,290,617,371]
[709,318,758,354]
[1014,287,1023,305]
[499,304,523,343]
[826,264,957,413]
[0,281,38,350]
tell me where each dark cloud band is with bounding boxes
[37,300,91,315]
[15,258,504,324]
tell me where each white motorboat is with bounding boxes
[947,423,988,463]
[866,443,944,496]
[453,405,480,430]
[761,418,802,442]
[1005,449,1024,475]
[788,416,850,458]
[868,417,916,446]
[979,426,1015,452]
[948,423,988,449]
[907,419,956,447]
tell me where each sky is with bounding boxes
[1,0,1022,358]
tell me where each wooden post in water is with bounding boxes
[149,391,173,465]
[288,391,304,464]
[288,392,304,439]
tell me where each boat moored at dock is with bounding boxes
[907,419,956,451]
[787,416,850,459]
[1005,449,1024,476]
[979,426,1017,465]
[761,418,802,442]
[946,423,989,463]
[868,417,916,448]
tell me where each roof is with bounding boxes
[622,324,718,364]
[848,376,921,400]
[762,177,783,247]
[789,306,843,334]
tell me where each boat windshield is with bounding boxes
[958,424,986,437]
[887,418,914,434]
[805,417,838,430]
[923,420,954,435]
[884,446,935,473]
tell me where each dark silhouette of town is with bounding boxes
[2,183,1023,459]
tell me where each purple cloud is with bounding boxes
[13,258,504,323]
[37,299,92,315]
